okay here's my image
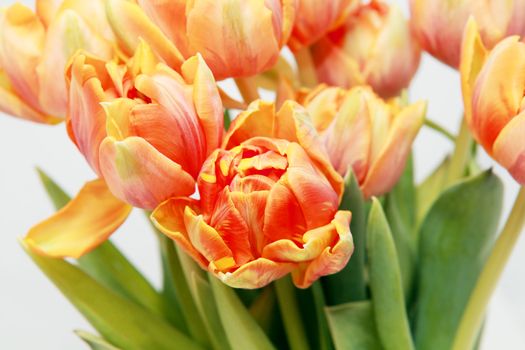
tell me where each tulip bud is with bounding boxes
[109,0,296,80]
[152,136,353,289]
[461,19,525,184]
[300,85,426,198]
[311,1,421,98]
[0,0,115,123]
[410,0,525,68]
[288,0,357,51]
[67,43,224,209]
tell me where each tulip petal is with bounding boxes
[37,9,113,117]
[0,4,45,113]
[361,101,426,198]
[105,0,184,69]
[99,136,196,209]
[151,197,209,269]
[492,111,525,185]
[183,206,236,270]
[186,0,280,79]
[471,36,525,152]
[215,258,295,289]
[222,100,275,149]
[181,54,224,157]
[0,69,58,123]
[285,143,340,229]
[24,179,132,258]
[292,211,353,288]
[36,0,62,26]
[67,54,110,175]
[460,18,488,128]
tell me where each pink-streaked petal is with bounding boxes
[99,136,195,209]
[493,111,525,185]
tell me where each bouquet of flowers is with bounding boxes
[2,0,524,349]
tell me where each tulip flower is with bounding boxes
[297,85,426,198]
[152,116,353,288]
[67,43,224,209]
[288,0,357,52]
[461,19,525,184]
[410,0,525,68]
[108,0,296,80]
[309,1,420,98]
[0,0,115,123]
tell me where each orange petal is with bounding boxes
[289,0,354,51]
[151,197,209,269]
[0,69,58,123]
[276,101,344,197]
[24,179,131,258]
[222,100,276,149]
[37,9,113,117]
[471,36,525,152]
[215,258,295,289]
[460,18,488,130]
[0,4,45,113]
[284,142,339,229]
[361,100,426,198]
[181,54,224,157]
[105,0,184,69]
[67,54,110,175]
[185,0,280,79]
[36,0,62,26]
[99,136,196,209]
[493,111,525,185]
[136,0,192,57]
[292,211,353,288]
[183,206,235,268]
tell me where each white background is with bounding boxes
[0,0,524,348]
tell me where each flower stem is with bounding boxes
[452,186,525,350]
[234,76,260,103]
[294,47,318,88]
[275,276,311,350]
[424,119,455,142]
[445,117,473,187]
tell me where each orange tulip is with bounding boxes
[461,19,525,184]
[298,85,426,198]
[410,0,525,68]
[288,0,357,52]
[0,0,115,123]
[108,0,296,80]
[311,1,420,98]
[152,135,353,289]
[67,43,223,209]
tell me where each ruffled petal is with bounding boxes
[215,258,295,289]
[24,179,131,258]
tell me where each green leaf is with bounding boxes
[322,172,367,304]
[249,286,277,331]
[36,168,163,316]
[325,301,383,350]
[224,109,232,131]
[190,272,231,350]
[415,170,504,350]
[210,276,276,350]
[22,242,203,350]
[367,199,414,350]
[158,235,211,347]
[416,156,451,227]
[75,330,121,350]
[384,156,417,298]
[36,167,71,210]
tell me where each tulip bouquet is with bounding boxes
[2,0,525,349]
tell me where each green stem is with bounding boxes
[452,186,525,350]
[445,118,473,187]
[311,282,332,350]
[293,47,318,88]
[424,119,455,141]
[275,277,311,350]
